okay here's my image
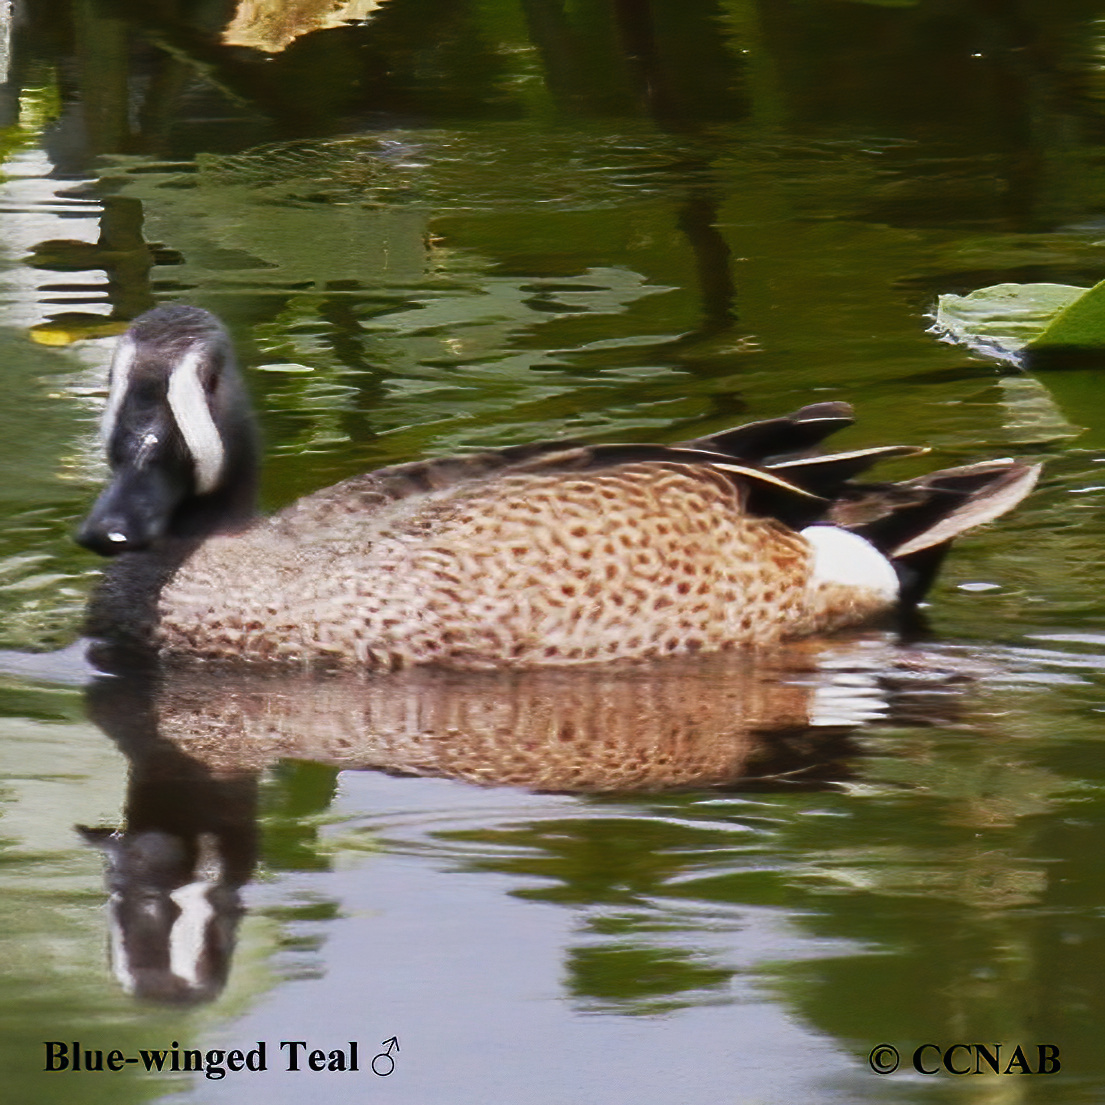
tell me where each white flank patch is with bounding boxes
[800,525,899,603]
[167,347,225,494]
[101,334,136,444]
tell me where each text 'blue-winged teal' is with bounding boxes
[77,305,1040,670]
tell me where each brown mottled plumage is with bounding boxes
[78,306,1040,670]
[159,463,875,667]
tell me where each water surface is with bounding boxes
[3,3,1105,1103]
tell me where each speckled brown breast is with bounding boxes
[155,462,893,669]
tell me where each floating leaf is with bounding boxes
[1029,276,1105,348]
[932,282,1087,362]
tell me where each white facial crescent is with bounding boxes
[167,347,225,495]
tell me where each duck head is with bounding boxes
[77,305,259,555]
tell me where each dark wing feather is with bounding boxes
[767,445,927,494]
[679,401,855,461]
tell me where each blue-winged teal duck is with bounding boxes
[78,305,1039,669]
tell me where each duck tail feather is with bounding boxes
[836,460,1041,605]
[886,461,1041,558]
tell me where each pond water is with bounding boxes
[3,2,1105,1103]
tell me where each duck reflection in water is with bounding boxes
[81,637,987,1004]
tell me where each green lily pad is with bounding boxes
[933,277,1105,362]
[932,282,1088,362]
[1029,275,1105,348]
